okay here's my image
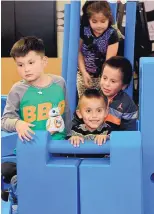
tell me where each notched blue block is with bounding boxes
[79,131,142,214]
[17,131,81,214]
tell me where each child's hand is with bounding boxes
[69,136,84,147]
[15,120,35,142]
[94,135,109,146]
[82,72,92,88]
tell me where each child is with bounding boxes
[1,36,71,210]
[100,56,138,131]
[69,89,111,147]
[78,1,119,97]
[1,36,71,140]
[72,56,138,131]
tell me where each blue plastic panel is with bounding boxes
[79,131,143,214]
[17,131,81,214]
[139,57,154,214]
[62,4,71,83]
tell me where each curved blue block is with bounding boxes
[62,4,70,83]
[67,1,81,117]
[48,139,110,154]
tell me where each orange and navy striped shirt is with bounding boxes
[105,90,138,131]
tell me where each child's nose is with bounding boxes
[24,65,30,72]
[92,112,97,118]
[97,23,102,28]
[105,80,110,87]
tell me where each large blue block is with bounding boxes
[67,1,81,117]
[124,2,136,97]
[79,132,142,214]
[62,4,70,83]
[17,131,81,214]
[1,132,17,157]
[139,58,154,214]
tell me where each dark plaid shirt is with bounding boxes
[70,122,111,140]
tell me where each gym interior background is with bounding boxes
[1,1,154,104]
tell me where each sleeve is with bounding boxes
[120,119,137,131]
[120,99,138,131]
[66,112,84,139]
[108,29,119,45]
[1,86,21,132]
[100,124,112,135]
[107,126,112,135]
[68,124,84,138]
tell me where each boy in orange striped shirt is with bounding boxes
[100,56,138,131]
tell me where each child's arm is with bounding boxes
[1,87,21,132]
[106,43,119,60]
[1,85,35,141]
[120,100,138,131]
[120,119,137,131]
[78,39,92,88]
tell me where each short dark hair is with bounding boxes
[10,36,45,58]
[82,1,113,27]
[80,88,107,108]
[102,56,133,86]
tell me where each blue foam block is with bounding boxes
[17,131,81,214]
[48,139,110,154]
[79,131,142,214]
[1,132,17,157]
[139,58,154,214]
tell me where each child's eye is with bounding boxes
[111,80,116,83]
[29,61,34,64]
[97,109,102,113]
[86,109,91,113]
[17,64,23,67]
[103,77,107,80]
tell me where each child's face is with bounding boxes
[100,65,126,98]
[89,12,109,37]
[15,51,47,83]
[77,96,107,131]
